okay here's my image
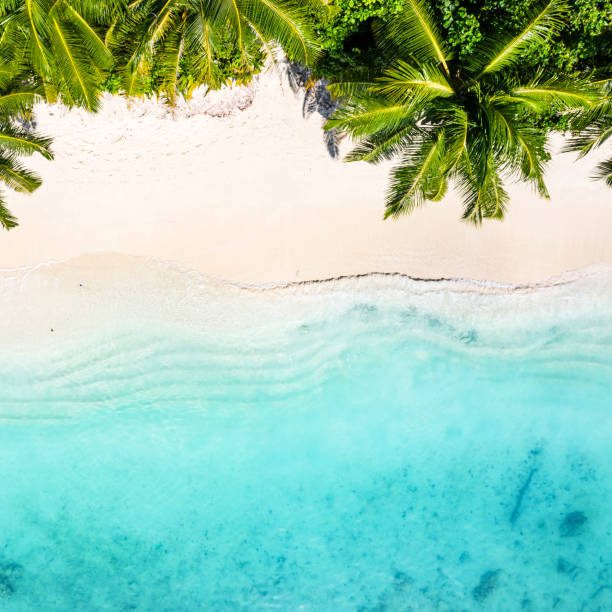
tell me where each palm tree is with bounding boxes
[0,73,53,230]
[109,0,327,102]
[0,0,117,111]
[325,0,600,224]
[565,79,611,187]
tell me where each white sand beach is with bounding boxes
[0,67,610,284]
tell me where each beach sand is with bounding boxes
[0,66,610,284]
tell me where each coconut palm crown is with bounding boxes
[326,0,600,224]
[565,79,612,187]
[110,0,328,102]
[0,0,117,111]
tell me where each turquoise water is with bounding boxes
[1,271,611,610]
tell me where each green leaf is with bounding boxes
[375,0,451,75]
[62,3,114,71]
[0,154,43,192]
[475,0,567,77]
[512,84,596,110]
[459,155,509,224]
[0,91,43,116]
[375,60,454,104]
[0,196,19,230]
[326,96,418,138]
[384,131,446,218]
[0,122,53,159]
[240,0,319,65]
[50,17,99,110]
[345,123,422,164]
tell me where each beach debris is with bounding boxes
[510,467,538,524]
[472,569,501,602]
[0,560,23,597]
[560,511,587,537]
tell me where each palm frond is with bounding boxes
[512,128,550,197]
[23,0,53,74]
[384,131,446,218]
[512,81,597,111]
[563,81,612,187]
[345,123,422,164]
[112,2,157,95]
[327,79,377,101]
[184,2,223,89]
[61,2,114,70]
[156,17,186,103]
[240,0,319,65]
[219,0,248,60]
[426,174,448,201]
[440,106,469,176]
[0,195,19,230]
[475,0,566,77]
[143,0,180,48]
[49,16,101,109]
[0,64,16,90]
[458,155,509,224]
[0,91,43,116]
[111,0,178,94]
[0,154,43,192]
[325,96,420,138]
[488,93,541,113]
[119,55,152,96]
[0,121,53,159]
[564,92,612,157]
[70,0,128,24]
[482,99,549,197]
[374,0,450,75]
[374,60,454,104]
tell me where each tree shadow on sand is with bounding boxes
[286,63,341,159]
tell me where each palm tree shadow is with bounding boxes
[286,63,341,159]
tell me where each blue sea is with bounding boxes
[1,265,611,610]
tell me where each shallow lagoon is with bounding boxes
[1,268,611,610]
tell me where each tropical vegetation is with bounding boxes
[311,0,612,83]
[325,0,601,223]
[107,0,329,102]
[0,0,609,229]
[566,79,612,186]
[0,0,116,111]
[0,71,53,230]
[0,0,327,226]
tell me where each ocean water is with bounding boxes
[1,265,611,611]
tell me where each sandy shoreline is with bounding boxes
[0,67,611,284]
[2,252,610,352]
